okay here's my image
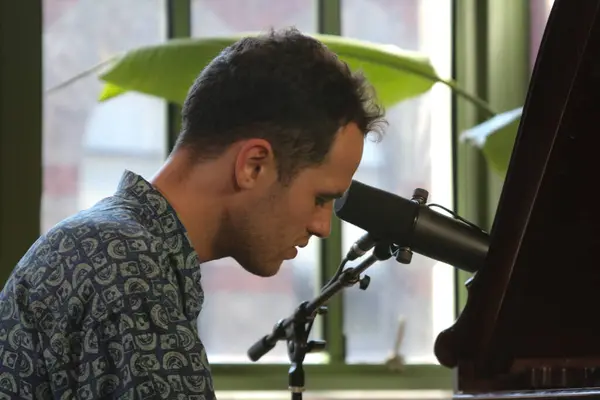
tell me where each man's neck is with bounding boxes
[150,156,226,263]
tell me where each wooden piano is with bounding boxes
[433,0,600,398]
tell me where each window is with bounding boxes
[341,0,454,364]
[42,0,168,234]
[190,0,321,364]
[529,0,554,71]
[189,0,454,368]
[39,0,456,393]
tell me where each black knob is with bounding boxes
[307,340,327,353]
[412,188,429,204]
[359,275,371,290]
[396,248,413,264]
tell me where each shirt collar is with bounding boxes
[114,170,204,319]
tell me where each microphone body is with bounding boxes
[334,180,489,273]
[410,204,489,273]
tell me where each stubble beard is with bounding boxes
[222,187,285,277]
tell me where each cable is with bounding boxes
[427,203,488,234]
[321,257,349,292]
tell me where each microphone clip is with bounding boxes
[396,188,430,265]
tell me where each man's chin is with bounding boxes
[240,260,283,278]
[257,262,284,277]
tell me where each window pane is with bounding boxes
[341,0,454,364]
[190,0,319,364]
[191,0,315,36]
[529,0,554,70]
[42,0,167,234]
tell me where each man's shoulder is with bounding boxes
[8,200,167,314]
[26,200,160,265]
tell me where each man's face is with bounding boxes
[226,123,365,277]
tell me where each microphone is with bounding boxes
[334,180,490,273]
[345,232,377,261]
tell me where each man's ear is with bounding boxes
[234,139,276,189]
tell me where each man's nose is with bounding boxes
[308,208,332,239]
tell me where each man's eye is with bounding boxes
[315,197,327,206]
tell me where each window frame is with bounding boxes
[452,0,531,333]
[0,1,43,287]
[1,0,532,394]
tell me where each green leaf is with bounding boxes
[97,33,449,107]
[460,107,522,176]
[98,82,128,101]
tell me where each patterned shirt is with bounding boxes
[0,170,215,400]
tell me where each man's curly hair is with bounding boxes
[176,27,386,183]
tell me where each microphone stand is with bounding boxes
[247,242,395,400]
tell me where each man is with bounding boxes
[0,28,385,399]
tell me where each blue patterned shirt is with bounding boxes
[0,170,215,399]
